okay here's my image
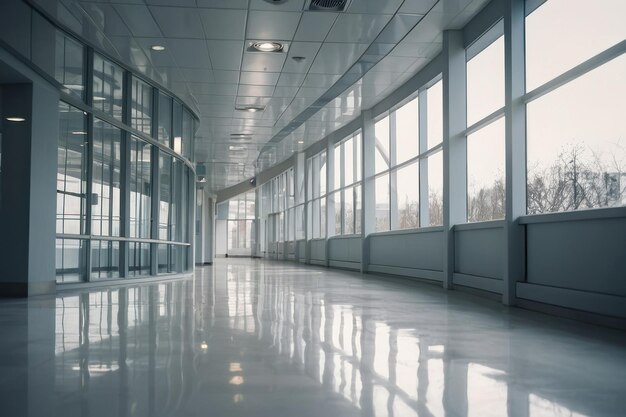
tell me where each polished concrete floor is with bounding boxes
[1,258,625,417]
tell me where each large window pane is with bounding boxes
[92,119,122,236]
[375,116,390,174]
[182,109,193,159]
[427,151,443,226]
[525,0,626,91]
[527,56,626,214]
[91,240,120,280]
[334,190,342,235]
[158,92,172,146]
[93,54,124,120]
[320,197,326,238]
[296,205,305,240]
[56,238,86,283]
[56,32,84,99]
[344,186,354,235]
[355,133,362,182]
[393,162,419,230]
[131,76,152,135]
[375,174,390,231]
[467,36,504,126]
[344,137,354,185]
[395,98,419,165]
[57,102,87,235]
[354,185,362,234]
[129,137,152,238]
[427,80,443,148]
[159,153,173,240]
[173,101,183,153]
[334,143,341,191]
[467,118,505,222]
[129,242,150,277]
[319,151,327,196]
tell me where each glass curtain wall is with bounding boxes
[226,192,256,255]
[46,25,196,283]
[332,132,362,235]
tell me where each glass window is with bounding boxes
[92,119,122,237]
[319,151,327,196]
[159,153,173,240]
[131,76,152,135]
[334,190,342,235]
[91,240,120,280]
[427,151,443,226]
[525,0,626,92]
[56,32,84,99]
[173,100,183,153]
[527,55,626,214]
[344,186,354,235]
[57,102,87,235]
[354,185,362,234]
[295,205,305,240]
[344,137,354,186]
[93,54,124,120]
[467,117,505,222]
[467,35,505,125]
[129,136,152,238]
[334,143,341,191]
[375,116,390,174]
[320,197,326,237]
[355,133,362,182]
[427,80,443,148]
[182,109,193,159]
[306,157,313,201]
[56,238,86,283]
[395,98,419,165]
[375,174,390,232]
[158,92,172,146]
[128,242,150,277]
[392,161,419,230]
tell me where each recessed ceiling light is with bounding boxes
[151,45,166,51]
[235,105,265,113]
[229,145,246,151]
[252,41,283,53]
[72,131,88,135]
[6,117,26,122]
[230,133,252,140]
[93,96,106,102]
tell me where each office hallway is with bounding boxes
[1,258,625,417]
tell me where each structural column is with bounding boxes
[360,108,376,273]
[442,30,467,290]
[503,0,527,305]
[0,81,59,296]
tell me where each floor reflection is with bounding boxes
[3,259,625,416]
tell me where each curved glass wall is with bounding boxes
[5,8,199,283]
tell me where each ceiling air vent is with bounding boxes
[304,0,353,12]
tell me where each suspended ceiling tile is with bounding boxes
[113,4,161,37]
[301,73,341,88]
[308,42,369,74]
[207,40,244,70]
[241,52,287,72]
[346,0,405,14]
[178,68,215,83]
[246,10,301,41]
[196,0,249,8]
[166,38,212,68]
[237,84,275,97]
[249,0,306,12]
[149,6,205,39]
[240,71,280,86]
[81,3,132,37]
[199,8,247,40]
[276,72,306,87]
[293,11,338,42]
[281,41,321,73]
[326,13,392,44]
[398,0,439,15]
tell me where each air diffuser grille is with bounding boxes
[305,0,352,11]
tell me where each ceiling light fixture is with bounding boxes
[252,41,283,53]
[297,140,304,144]
[93,96,106,102]
[230,133,252,140]
[151,45,166,51]
[235,105,265,113]
[229,145,246,151]
[72,131,88,135]
[6,117,26,122]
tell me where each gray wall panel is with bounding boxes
[310,239,326,262]
[454,226,505,279]
[369,231,444,271]
[328,237,362,263]
[527,218,626,296]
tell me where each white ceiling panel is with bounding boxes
[207,40,244,70]
[293,12,338,42]
[196,0,249,9]
[246,10,301,41]
[241,52,287,72]
[149,6,205,39]
[237,84,275,97]
[326,13,392,44]
[347,0,405,14]
[281,41,321,73]
[308,42,369,74]
[212,70,241,84]
[199,9,247,40]
[146,0,196,6]
[166,39,212,69]
[240,71,280,86]
[277,72,307,87]
[398,0,439,15]
[80,4,132,37]
[113,4,161,37]
[249,0,306,12]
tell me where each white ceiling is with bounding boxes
[31,0,490,192]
